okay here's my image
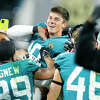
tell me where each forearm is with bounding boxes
[34,57,55,80]
[44,56,55,70]
[47,83,61,100]
[47,69,62,100]
[34,68,55,80]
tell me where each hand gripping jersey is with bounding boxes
[55,52,100,100]
[0,59,39,100]
[28,35,70,68]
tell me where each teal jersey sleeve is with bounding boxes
[55,52,100,100]
[12,59,39,74]
[0,59,39,100]
[28,40,47,68]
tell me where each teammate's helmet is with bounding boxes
[0,38,15,61]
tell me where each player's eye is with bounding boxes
[55,17,60,22]
[48,16,52,20]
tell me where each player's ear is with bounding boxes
[62,22,67,29]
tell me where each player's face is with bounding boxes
[47,12,67,36]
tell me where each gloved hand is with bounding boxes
[64,39,74,51]
[23,53,41,66]
[40,47,51,60]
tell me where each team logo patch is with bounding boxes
[49,42,54,48]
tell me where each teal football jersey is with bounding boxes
[28,35,70,68]
[0,59,39,100]
[55,52,100,100]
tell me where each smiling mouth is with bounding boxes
[49,26,55,28]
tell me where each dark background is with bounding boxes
[0,0,21,26]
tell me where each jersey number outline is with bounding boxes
[28,42,42,62]
[67,66,100,100]
[0,75,31,100]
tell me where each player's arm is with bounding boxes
[7,25,33,38]
[7,25,47,40]
[34,56,55,80]
[47,69,63,100]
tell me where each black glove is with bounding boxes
[64,40,74,51]
[40,47,51,60]
[91,6,100,21]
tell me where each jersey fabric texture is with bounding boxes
[0,59,39,100]
[55,52,100,100]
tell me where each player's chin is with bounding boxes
[48,27,55,31]
[48,29,57,34]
